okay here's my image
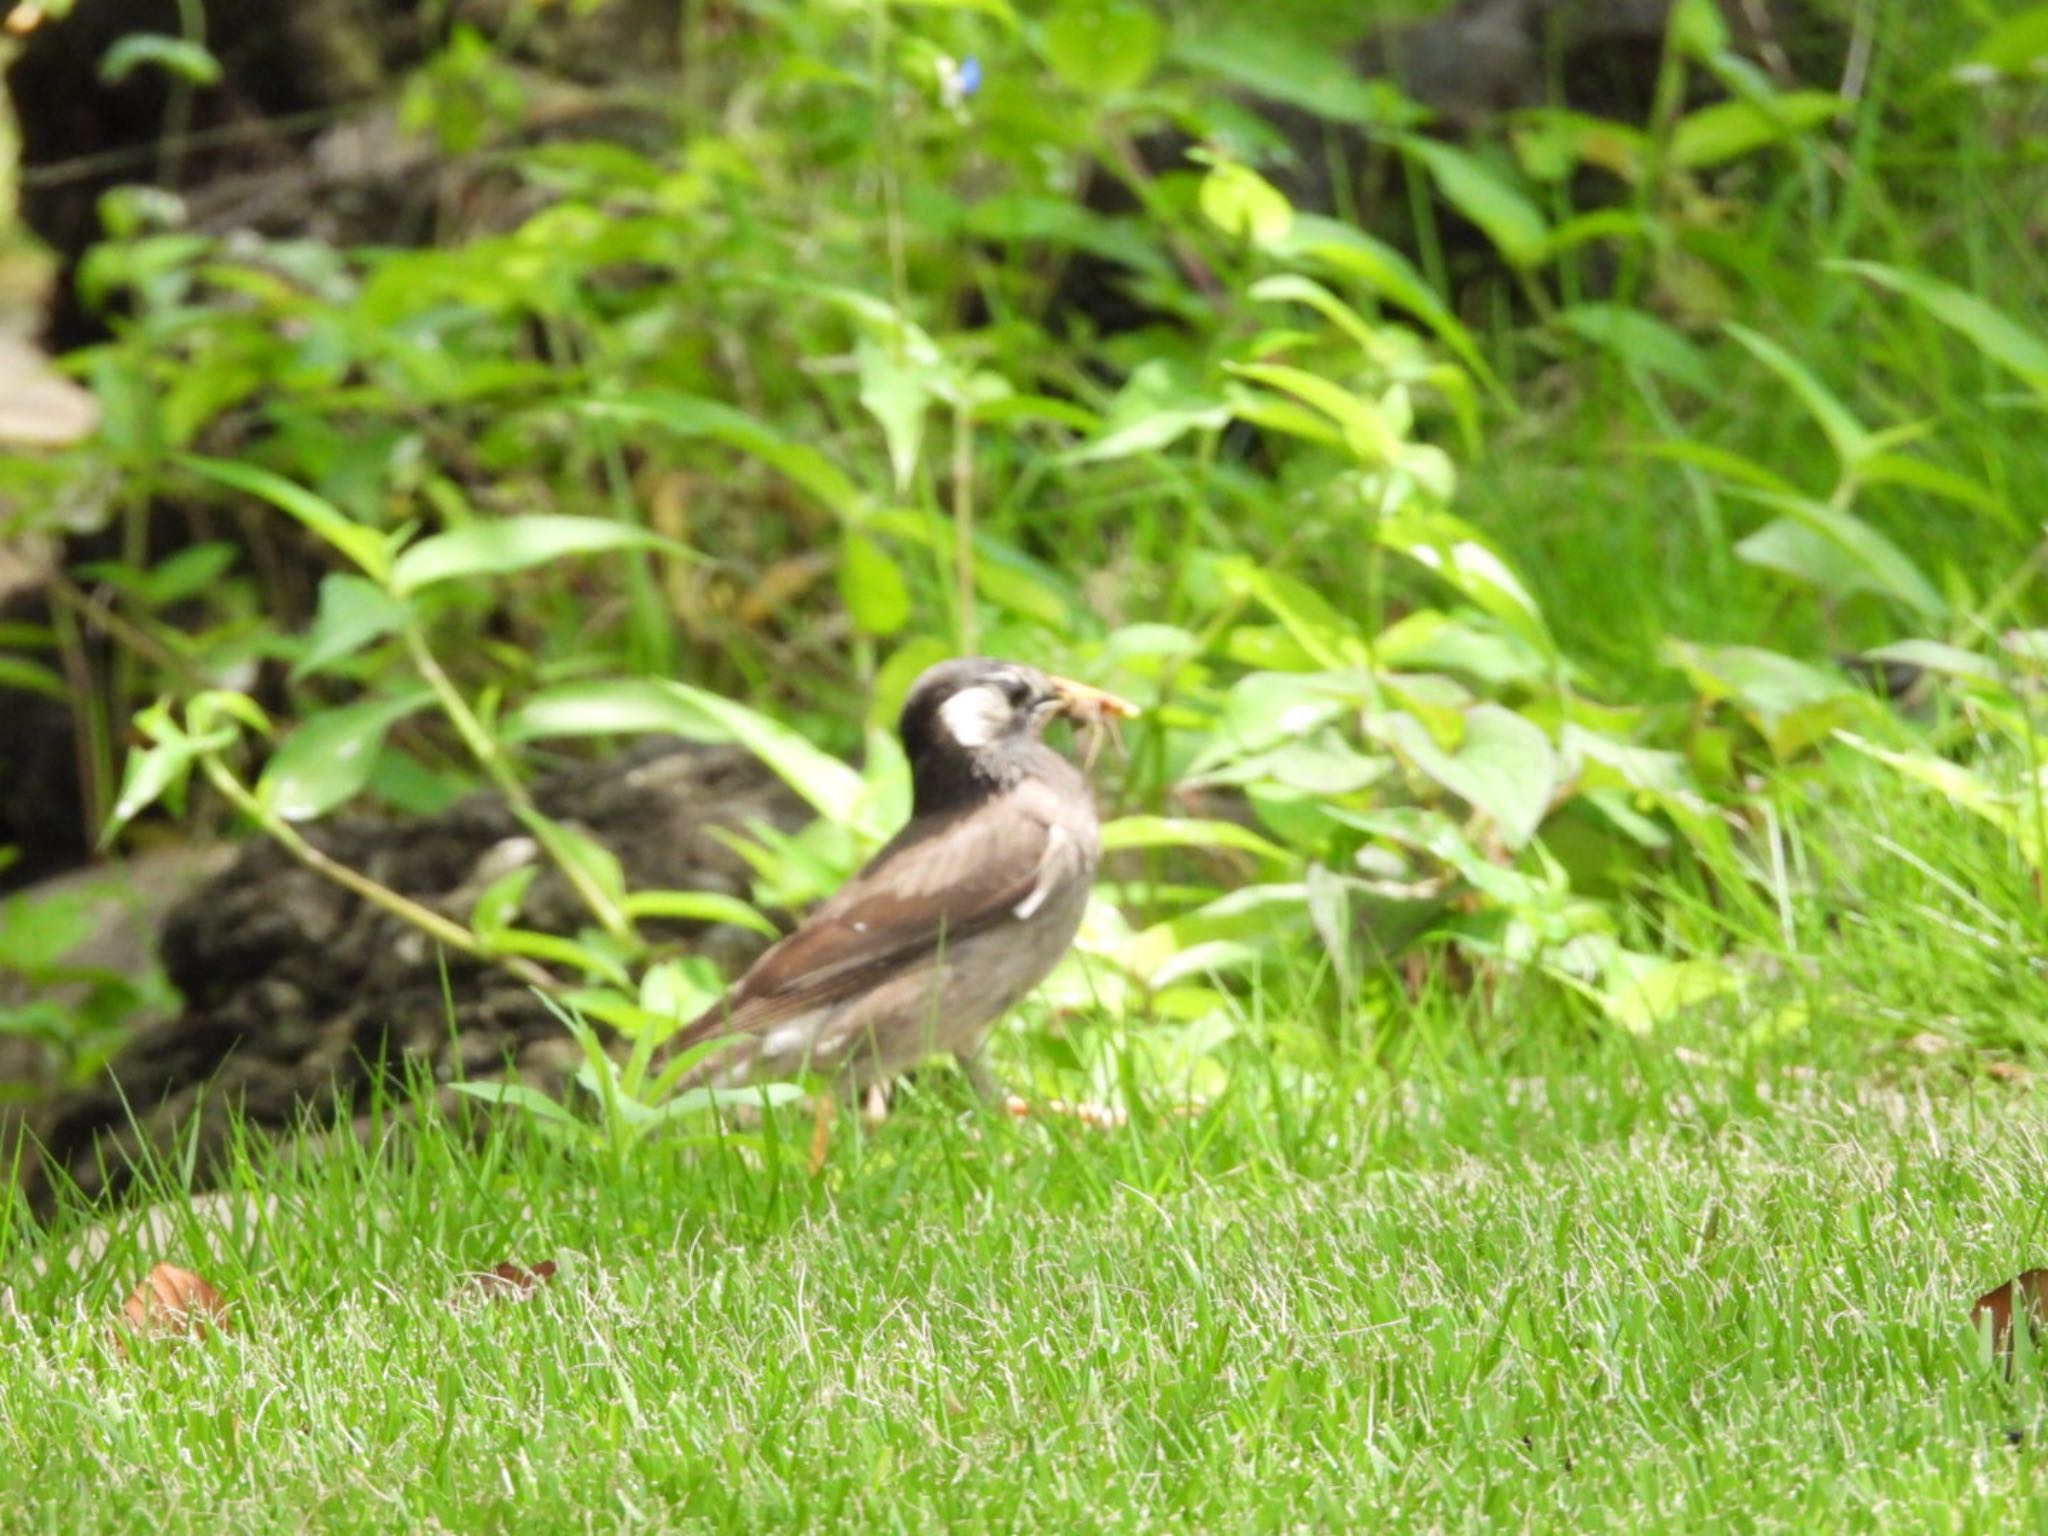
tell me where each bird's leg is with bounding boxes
[961,1048,1007,1106]
[860,1081,891,1125]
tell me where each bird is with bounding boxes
[655,656,1135,1107]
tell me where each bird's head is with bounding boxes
[898,657,1135,812]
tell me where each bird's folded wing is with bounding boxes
[674,801,1084,1043]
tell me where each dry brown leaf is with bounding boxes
[1972,1268,2048,1355]
[120,1264,229,1341]
[458,1260,558,1302]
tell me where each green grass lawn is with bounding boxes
[7,1021,2048,1534]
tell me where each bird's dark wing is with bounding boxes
[672,795,1085,1045]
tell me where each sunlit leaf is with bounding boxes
[500,679,733,744]
[1831,259,2048,394]
[1373,705,1557,850]
[1554,304,1714,393]
[176,454,392,584]
[259,692,432,821]
[1099,816,1294,863]
[1670,92,1844,168]
[584,393,862,517]
[1397,136,1549,267]
[659,682,864,819]
[390,515,684,596]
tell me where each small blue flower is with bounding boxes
[957,55,982,99]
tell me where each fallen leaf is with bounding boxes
[120,1264,228,1340]
[1972,1268,2048,1355]
[1986,1061,2029,1083]
[458,1260,558,1302]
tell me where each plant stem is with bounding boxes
[952,397,977,654]
[195,753,562,994]
[402,622,636,943]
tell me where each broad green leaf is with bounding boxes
[1669,92,1844,169]
[1228,564,1367,669]
[1961,7,2048,75]
[1554,304,1714,393]
[1373,705,1557,850]
[620,890,780,938]
[1668,0,1731,59]
[449,1080,581,1126]
[99,34,223,87]
[1666,640,1863,755]
[1059,359,1228,463]
[520,811,629,910]
[1099,816,1294,863]
[1723,323,1868,468]
[259,692,432,821]
[1171,26,1420,127]
[1859,640,2000,685]
[1637,439,1800,496]
[1272,216,1503,398]
[391,515,684,596]
[584,393,861,517]
[1847,454,2005,525]
[650,1082,807,1124]
[659,682,865,819]
[471,864,539,938]
[1249,274,1384,354]
[294,574,408,680]
[1831,259,2048,394]
[840,531,911,637]
[1397,136,1549,267]
[1600,955,1738,1034]
[0,655,66,700]
[105,737,200,841]
[1725,489,1946,620]
[501,679,733,744]
[1227,362,1400,464]
[1042,0,1163,94]
[1377,509,1555,658]
[176,454,392,583]
[1735,519,1881,601]
[1197,162,1294,246]
[856,337,933,494]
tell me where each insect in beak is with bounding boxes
[1044,674,1139,771]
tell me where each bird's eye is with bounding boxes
[999,675,1032,707]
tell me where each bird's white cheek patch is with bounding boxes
[937,684,1012,749]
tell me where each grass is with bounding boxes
[6,1008,2048,1533]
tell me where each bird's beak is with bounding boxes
[1044,674,1140,723]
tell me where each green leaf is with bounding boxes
[1723,323,1868,469]
[1171,25,1420,128]
[1099,816,1294,863]
[855,337,934,495]
[839,531,911,637]
[1668,0,1731,59]
[1831,259,2048,394]
[1859,640,2000,685]
[1397,137,1549,267]
[259,692,432,821]
[1553,304,1714,393]
[584,393,862,517]
[1669,92,1844,169]
[521,812,629,910]
[1042,0,1163,94]
[105,737,198,841]
[1373,705,1558,850]
[470,864,539,939]
[1961,7,2048,76]
[1227,362,1400,465]
[1272,216,1503,398]
[390,515,685,596]
[294,574,408,681]
[1725,489,1946,620]
[176,454,393,584]
[500,679,734,744]
[1637,439,1801,497]
[658,682,865,820]
[620,890,780,938]
[0,655,67,700]
[1062,360,1229,463]
[1197,162,1294,246]
[449,1080,582,1127]
[1376,509,1555,658]
[1666,640,1862,755]
[99,34,223,87]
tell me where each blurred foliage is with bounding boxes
[1,0,2044,1107]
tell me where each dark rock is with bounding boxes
[8,738,805,1211]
